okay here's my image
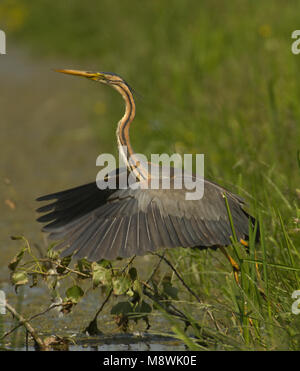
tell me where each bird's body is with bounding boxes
[37,69,256,262]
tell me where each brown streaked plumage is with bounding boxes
[36,69,257,263]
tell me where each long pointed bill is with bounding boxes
[55,69,105,79]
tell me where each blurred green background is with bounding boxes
[0,0,300,349]
[1,0,299,242]
[1,0,299,177]
[2,0,300,187]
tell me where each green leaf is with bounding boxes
[76,259,91,275]
[127,288,134,297]
[97,259,111,268]
[66,285,84,303]
[47,243,60,259]
[10,235,24,241]
[8,247,27,271]
[136,300,152,314]
[112,276,131,295]
[92,262,112,287]
[111,301,133,315]
[162,282,179,300]
[11,271,28,287]
[133,279,142,297]
[161,274,179,300]
[129,267,137,281]
[56,256,72,274]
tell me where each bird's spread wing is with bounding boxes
[36,169,253,261]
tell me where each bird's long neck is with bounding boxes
[114,83,147,180]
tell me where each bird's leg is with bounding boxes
[220,246,240,284]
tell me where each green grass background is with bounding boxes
[1,0,300,349]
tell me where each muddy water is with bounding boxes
[0,47,181,350]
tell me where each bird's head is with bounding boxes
[55,69,129,88]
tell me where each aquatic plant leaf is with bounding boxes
[8,247,27,271]
[111,301,133,315]
[66,285,84,303]
[92,262,112,287]
[112,276,131,295]
[11,271,29,291]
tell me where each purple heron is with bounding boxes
[36,69,256,272]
